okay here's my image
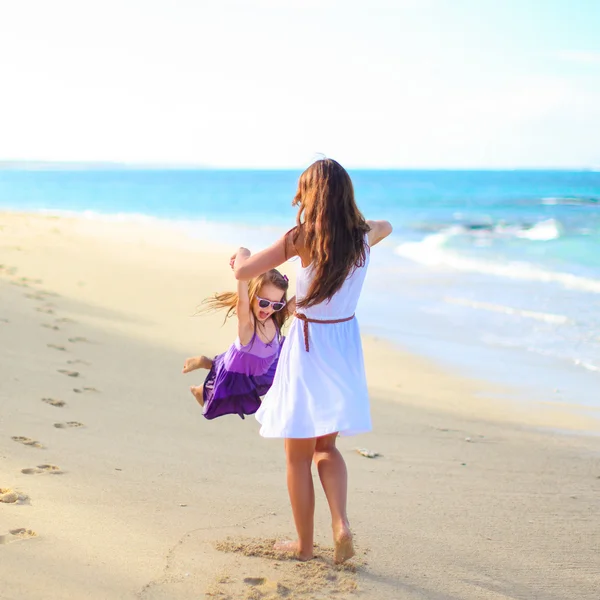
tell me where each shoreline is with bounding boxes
[2,211,600,599]
[2,210,599,435]
[4,205,599,414]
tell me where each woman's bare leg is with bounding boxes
[274,437,316,561]
[313,433,354,563]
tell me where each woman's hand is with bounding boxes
[230,247,251,269]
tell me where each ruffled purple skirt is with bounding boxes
[202,353,279,420]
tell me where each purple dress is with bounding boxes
[202,329,283,420]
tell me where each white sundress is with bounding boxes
[255,243,371,439]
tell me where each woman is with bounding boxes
[231,158,392,563]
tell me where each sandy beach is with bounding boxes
[1,211,599,600]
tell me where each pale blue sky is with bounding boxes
[0,0,598,168]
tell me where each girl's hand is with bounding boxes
[230,247,251,269]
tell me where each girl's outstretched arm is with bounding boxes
[235,277,253,343]
[232,234,298,281]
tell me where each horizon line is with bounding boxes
[0,160,598,172]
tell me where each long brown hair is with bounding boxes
[199,268,290,333]
[288,158,370,308]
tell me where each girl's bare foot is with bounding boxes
[333,524,355,564]
[190,385,205,407]
[182,355,213,374]
[273,540,313,561]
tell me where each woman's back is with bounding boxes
[295,245,370,320]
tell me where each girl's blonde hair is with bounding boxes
[200,268,290,332]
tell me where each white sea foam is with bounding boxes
[444,297,572,324]
[414,219,563,241]
[541,196,598,206]
[515,218,561,241]
[479,336,600,379]
[395,232,600,294]
[574,360,600,373]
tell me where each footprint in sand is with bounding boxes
[67,359,90,366]
[57,369,79,377]
[26,290,56,298]
[54,421,84,429]
[73,387,99,394]
[55,317,76,324]
[42,398,66,408]
[0,529,38,545]
[21,464,63,475]
[243,577,267,586]
[11,436,44,449]
[211,537,360,599]
[35,307,55,315]
[47,343,67,352]
[68,337,90,343]
[0,488,29,504]
[42,323,60,331]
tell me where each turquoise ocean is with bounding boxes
[1,168,599,411]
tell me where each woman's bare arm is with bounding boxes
[366,220,393,246]
[232,233,298,280]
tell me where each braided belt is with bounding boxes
[294,312,355,352]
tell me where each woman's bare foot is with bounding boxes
[273,540,313,561]
[182,355,213,374]
[190,385,205,407]
[333,525,355,564]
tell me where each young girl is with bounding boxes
[182,268,295,420]
[229,158,392,563]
